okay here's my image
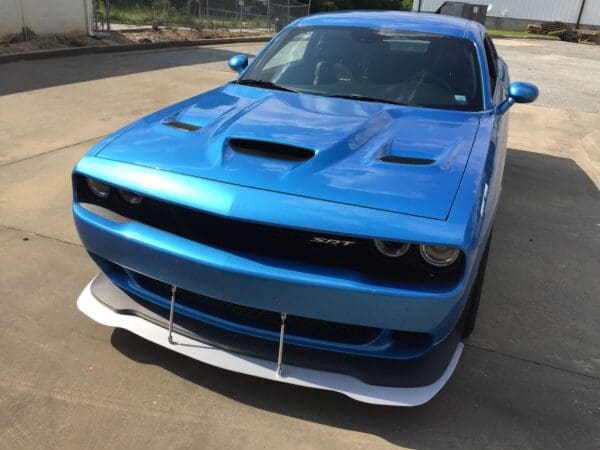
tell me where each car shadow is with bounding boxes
[0,46,257,96]
[110,148,599,448]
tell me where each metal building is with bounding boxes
[413,0,600,30]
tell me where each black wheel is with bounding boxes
[461,232,493,338]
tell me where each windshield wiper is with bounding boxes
[322,94,407,106]
[237,79,299,93]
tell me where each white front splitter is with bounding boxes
[77,277,463,406]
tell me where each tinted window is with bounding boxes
[484,35,498,94]
[241,26,483,111]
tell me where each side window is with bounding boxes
[487,35,499,60]
[483,35,498,95]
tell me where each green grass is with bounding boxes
[107,6,187,26]
[108,6,153,25]
[106,5,270,29]
[488,29,559,40]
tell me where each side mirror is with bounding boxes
[497,81,539,115]
[228,54,249,73]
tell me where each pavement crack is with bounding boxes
[464,342,600,383]
[0,135,107,168]
[0,224,82,248]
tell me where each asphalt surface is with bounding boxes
[0,39,599,449]
[497,39,600,114]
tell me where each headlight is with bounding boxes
[119,189,143,205]
[419,244,460,267]
[86,178,110,198]
[373,240,410,258]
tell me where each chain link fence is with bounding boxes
[94,0,310,33]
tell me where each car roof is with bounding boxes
[295,11,485,43]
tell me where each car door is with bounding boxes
[484,34,510,185]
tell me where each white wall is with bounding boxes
[0,0,25,37]
[413,0,600,27]
[1,0,93,38]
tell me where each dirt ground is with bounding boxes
[0,28,268,55]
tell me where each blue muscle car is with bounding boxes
[73,11,538,406]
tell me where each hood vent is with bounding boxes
[163,121,201,132]
[229,138,315,162]
[380,155,435,165]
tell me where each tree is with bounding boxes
[312,0,337,11]
[312,0,413,12]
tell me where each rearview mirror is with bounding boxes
[228,54,249,73]
[497,82,539,115]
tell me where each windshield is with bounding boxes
[240,26,483,111]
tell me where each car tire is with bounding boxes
[461,231,493,338]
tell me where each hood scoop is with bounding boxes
[163,120,201,132]
[380,155,434,165]
[378,137,455,166]
[229,138,315,162]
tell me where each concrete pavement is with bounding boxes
[0,40,599,449]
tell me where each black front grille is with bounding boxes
[75,175,463,287]
[127,270,383,345]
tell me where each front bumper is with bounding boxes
[78,275,463,406]
[73,158,481,404]
[74,200,473,341]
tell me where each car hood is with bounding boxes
[96,84,480,220]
